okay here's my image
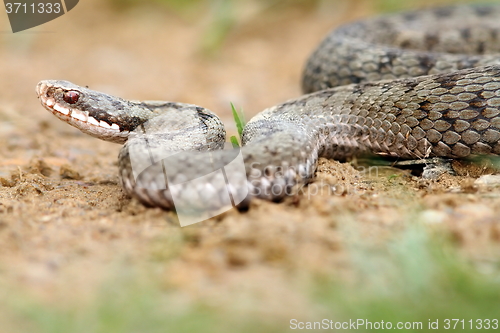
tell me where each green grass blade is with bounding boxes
[230,136,240,148]
[230,102,246,142]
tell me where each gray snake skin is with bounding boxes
[37,4,500,214]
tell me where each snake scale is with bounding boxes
[37,4,500,213]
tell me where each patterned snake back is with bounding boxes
[37,4,500,212]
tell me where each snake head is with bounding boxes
[36,80,133,143]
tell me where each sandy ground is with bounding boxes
[1,0,500,326]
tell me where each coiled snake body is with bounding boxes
[37,4,500,212]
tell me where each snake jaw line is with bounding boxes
[53,103,70,115]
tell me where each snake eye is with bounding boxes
[63,91,80,104]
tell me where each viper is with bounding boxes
[37,4,500,213]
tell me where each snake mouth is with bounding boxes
[36,80,129,144]
[37,81,121,131]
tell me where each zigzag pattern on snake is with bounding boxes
[37,4,500,211]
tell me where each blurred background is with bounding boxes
[1,0,498,332]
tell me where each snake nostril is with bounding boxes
[63,91,80,104]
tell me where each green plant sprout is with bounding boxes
[230,102,246,148]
